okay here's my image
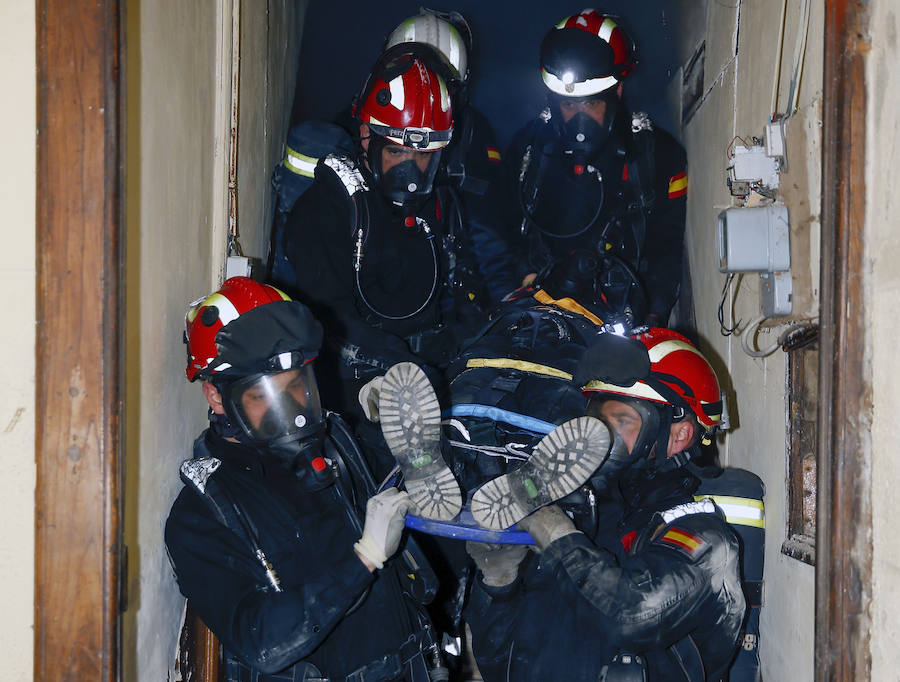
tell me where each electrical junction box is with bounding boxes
[761,271,792,317]
[730,144,780,189]
[717,204,790,273]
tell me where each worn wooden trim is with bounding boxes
[816,0,872,679]
[35,1,123,680]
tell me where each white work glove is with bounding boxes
[466,542,530,587]
[517,505,580,552]
[357,375,384,422]
[354,487,411,569]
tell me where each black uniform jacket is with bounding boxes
[165,430,418,677]
[465,471,746,682]
[507,114,688,321]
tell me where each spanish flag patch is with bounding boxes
[486,147,501,162]
[655,526,705,558]
[668,171,688,199]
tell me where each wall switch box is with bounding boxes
[717,204,790,272]
[730,144,780,189]
[225,255,251,279]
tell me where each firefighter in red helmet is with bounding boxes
[166,277,447,682]
[508,9,689,327]
[464,328,747,681]
[280,53,493,478]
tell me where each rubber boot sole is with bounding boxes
[379,362,462,521]
[470,416,611,530]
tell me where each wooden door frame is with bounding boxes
[816,0,872,679]
[35,1,123,679]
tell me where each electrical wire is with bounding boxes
[740,315,819,358]
[784,0,811,117]
[741,315,781,357]
[718,273,740,336]
[770,0,788,117]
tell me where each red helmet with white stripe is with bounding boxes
[540,10,636,98]
[356,54,453,151]
[580,328,723,432]
[184,277,321,382]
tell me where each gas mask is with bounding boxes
[368,135,442,210]
[222,364,326,468]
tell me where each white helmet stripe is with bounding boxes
[439,76,450,112]
[388,75,405,111]
[447,25,461,72]
[598,17,617,42]
[542,68,618,97]
[647,339,707,363]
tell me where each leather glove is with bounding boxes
[354,487,411,569]
[357,375,384,422]
[466,542,530,587]
[517,505,580,552]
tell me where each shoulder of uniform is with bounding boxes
[179,456,223,495]
[321,154,369,195]
[650,499,735,561]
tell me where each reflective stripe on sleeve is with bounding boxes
[284,147,317,178]
[694,494,765,528]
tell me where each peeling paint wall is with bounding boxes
[678,1,822,679]
[868,0,900,678]
[0,2,36,679]
[124,1,305,679]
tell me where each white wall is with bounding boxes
[124,1,304,679]
[680,1,822,679]
[868,1,900,678]
[0,1,35,680]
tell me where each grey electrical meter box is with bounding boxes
[717,204,790,273]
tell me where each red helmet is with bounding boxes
[356,53,453,151]
[580,328,723,432]
[184,277,320,382]
[540,10,636,98]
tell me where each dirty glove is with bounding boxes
[517,505,580,552]
[354,487,411,570]
[466,542,530,587]
[357,375,384,422]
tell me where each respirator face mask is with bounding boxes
[224,364,324,447]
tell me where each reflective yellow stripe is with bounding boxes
[532,289,604,326]
[284,147,317,177]
[694,494,765,529]
[466,358,573,380]
[583,378,665,402]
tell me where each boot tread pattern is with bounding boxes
[471,416,611,530]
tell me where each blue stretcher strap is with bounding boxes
[445,404,557,435]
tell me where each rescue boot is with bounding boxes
[379,362,462,521]
[470,416,611,530]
